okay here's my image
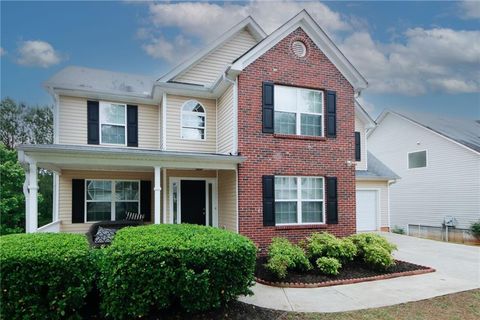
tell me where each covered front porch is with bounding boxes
[17,144,243,234]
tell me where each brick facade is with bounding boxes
[237,28,356,250]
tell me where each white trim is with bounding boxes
[37,220,61,233]
[232,78,239,154]
[162,93,167,150]
[356,188,381,232]
[154,166,162,224]
[168,177,218,227]
[162,167,167,224]
[274,176,326,226]
[99,101,127,146]
[180,100,207,141]
[229,10,367,91]
[84,179,140,223]
[52,92,60,144]
[355,100,375,129]
[370,111,480,155]
[158,16,266,83]
[53,172,60,221]
[235,167,239,233]
[407,149,428,169]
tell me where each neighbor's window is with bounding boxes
[100,102,126,145]
[181,100,206,140]
[274,85,323,137]
[408,150,427,169]
[275,176,324,225]
[86,180,139,222]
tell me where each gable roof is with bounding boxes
[372,110,480,154]
[355,100,375,129]
[356,151,400,181]
[228,10,368,92]
[158,16,266,83]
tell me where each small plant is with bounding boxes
[470,221,480,239]
[349,233,397,270]
[391,226,405,235]
[316,257,342,275]
[265,237,311,279]
[303,232,357,263]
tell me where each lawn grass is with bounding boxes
[284,289,480,320]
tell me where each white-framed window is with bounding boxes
[181,100,206,140]
[408,150,427,169]
[274,85,323,137]
[85,179,140,222]
[100,102,127,145]
[275,176,325,225]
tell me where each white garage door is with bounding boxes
[356,190,378,231]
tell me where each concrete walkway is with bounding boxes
[239,233,480,312]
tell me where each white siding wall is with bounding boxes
[218,170,237,232]
[368,114,480,230]
[58,96,160,149]
[217,85,234,154]
[165,94,217,153]
[175,29,257,86]
[356,180,390,229]
[355,115,368,170]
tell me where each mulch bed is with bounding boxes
[255,256,435,288]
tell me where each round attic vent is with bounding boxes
[292,41,307,57]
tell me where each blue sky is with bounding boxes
[1,1,479,120]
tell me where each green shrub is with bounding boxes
[303,232,357,263]
[0,233,94,319]
[349,233,397,270]
[316,257,342,275]
[470,221,480,239]
[97,224,256,318]
[265,237,311,279]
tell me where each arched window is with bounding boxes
[181,100,206,140]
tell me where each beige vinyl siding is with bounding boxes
[175,29,257,86]
[218,170,237,232]
[355,115,368,171]
[166,95,216,153]
[165,170,217,223]
[58,170,153,233]
[217,85,234,154]
[58,95,160,149]
[356,180,390,229]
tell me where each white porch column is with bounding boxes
[154,166,162,224]
[26,161,38,233]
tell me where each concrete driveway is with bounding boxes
[239,232,480,312]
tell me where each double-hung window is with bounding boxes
[181,100,206,140]
[274,85,323,136]
[85,180,140,222]
[100,102,127,145]
[275,176,325,225]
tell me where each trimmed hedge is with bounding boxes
[303,232,357,263]
[265,237,311,279]
[97,224,257,318]
[349,233,397,270]
[0,233,94,319]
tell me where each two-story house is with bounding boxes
[18,10,394,248]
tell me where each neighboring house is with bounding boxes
[18,10,378,248]
[368,110,480,238]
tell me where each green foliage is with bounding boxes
[391,226,405,235]
[303,232,357,263]
[265,237,311,279]
[0,233,94,319]
[349,233,397,270]
[97,224,257,318]
[316,257,342,275]
[470,221,480,239]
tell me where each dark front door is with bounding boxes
[181,180,206,225]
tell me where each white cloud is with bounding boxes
[459,1,480,19]
[340,28,480,95]
[0,47,5,56]
[142,34,195,63]
[16,40,63,67]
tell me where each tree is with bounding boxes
[0,98,29,148]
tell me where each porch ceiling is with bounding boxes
[17,144,244,172]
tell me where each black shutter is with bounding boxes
[326,177,338,224]
[262,82,274,133]
[87,101,100,145]
[72,179,85,223]
[127,105,138,147]
[263,175,275,226]
[326,91,337,138]
[355,131,361,161]
[140,180,152,222]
